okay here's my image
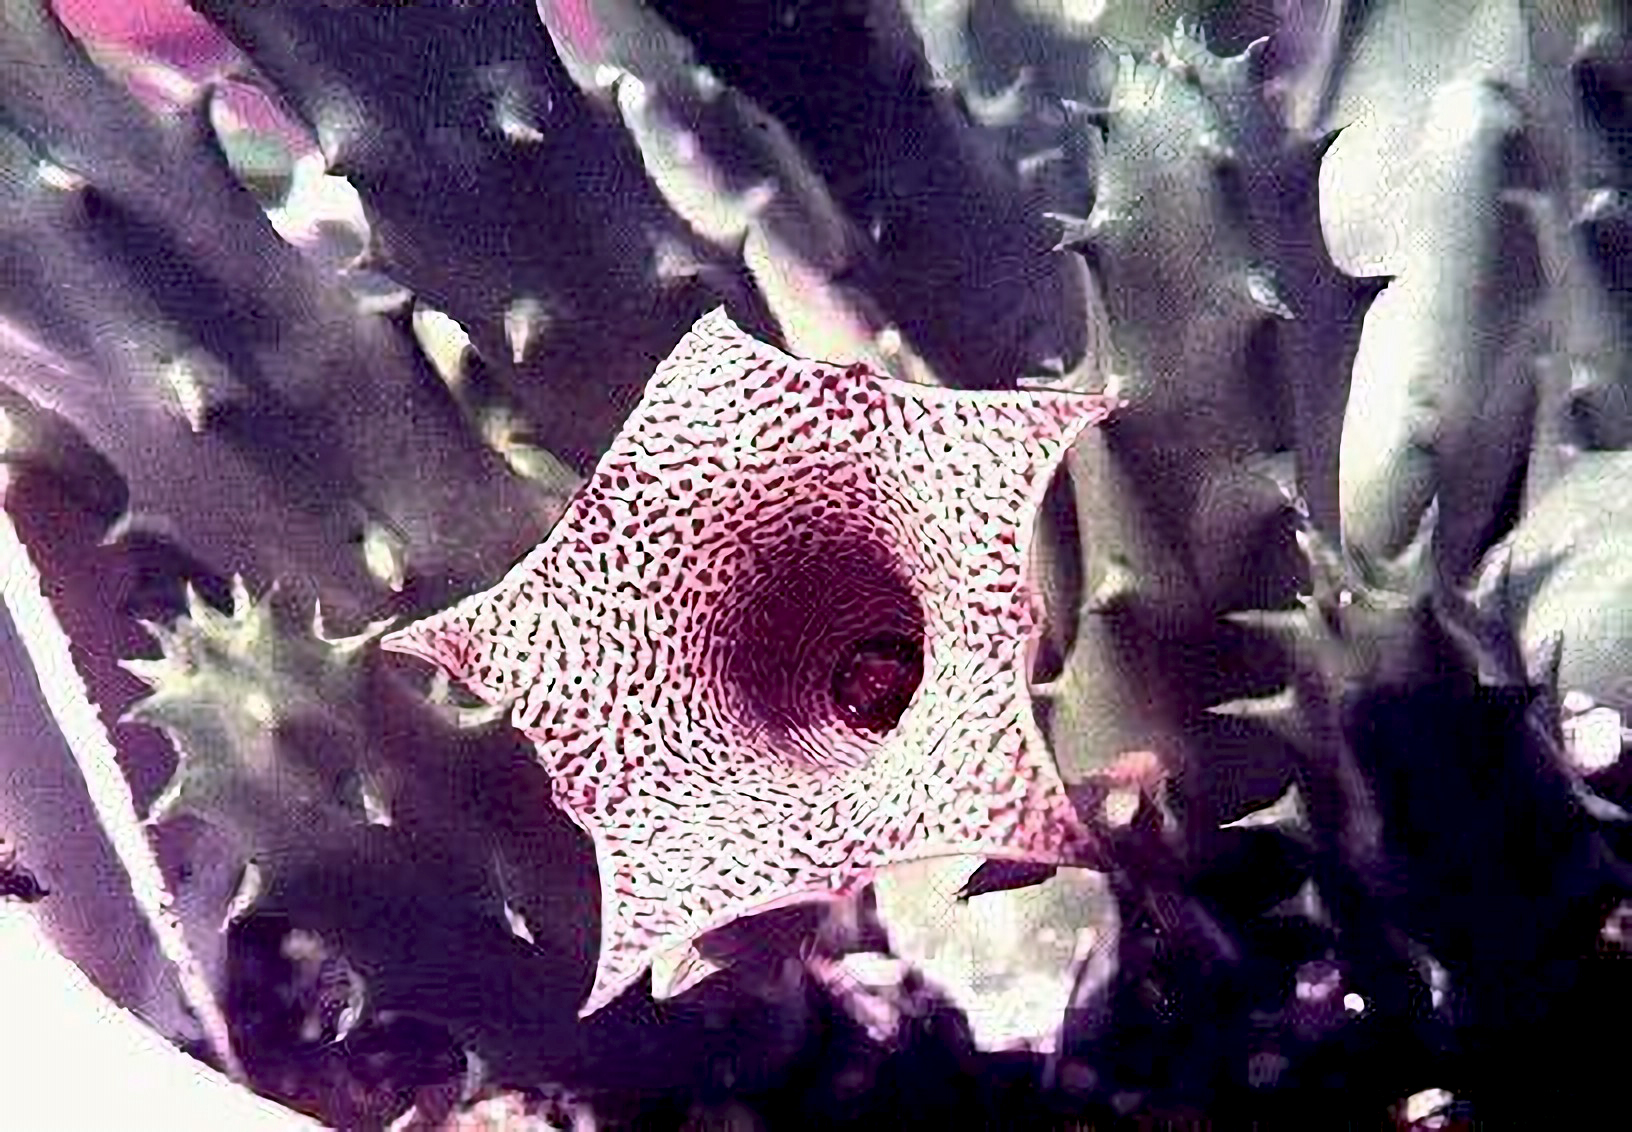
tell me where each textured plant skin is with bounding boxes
[1493,449,1632,713]
[1043,509,1632,1120]
[1513,9,1632,481]
[186,0,752,478]
[1210,516,1632,1119]
[0,0,562,629]
[547,0,1093,392]
[1035,27,1378,848]
[1338,79,1542,583]
[120,578,390,848]
[382,309,1118,1015]
[536,0,921,381]
[1302,0,1632,796]
[902,0,1109,231]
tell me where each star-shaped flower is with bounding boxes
[381,309,1118,1015]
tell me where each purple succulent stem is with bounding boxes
[2,1,568,630]
[189,0,728,475]
[51,0,311,149]
[557,0,1090,390]
[0,465,241,1077]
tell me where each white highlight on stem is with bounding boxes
[1563,704,1627,774]
[0,495,244,1081]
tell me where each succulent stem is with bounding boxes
[0,496,243,1081]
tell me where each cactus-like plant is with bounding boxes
[4,0,1632,1128]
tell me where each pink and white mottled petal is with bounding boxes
[381,309,1118,1015]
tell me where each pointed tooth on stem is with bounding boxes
[649,943,722,1001]
[1208,687,1309,749]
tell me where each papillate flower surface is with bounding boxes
[381,309,1118,1015]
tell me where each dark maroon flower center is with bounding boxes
[831,632,924,733]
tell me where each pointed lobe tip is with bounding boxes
[378,615,471,681]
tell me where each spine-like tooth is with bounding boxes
[1208,688,1311,750]
[1221,783,1311,841]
